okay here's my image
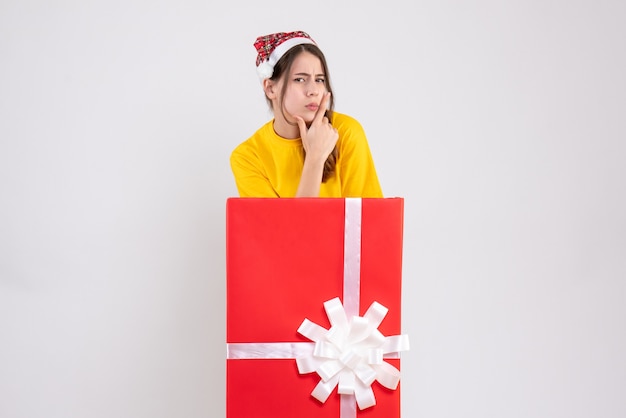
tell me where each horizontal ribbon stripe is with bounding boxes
[226,342,402,361]
[227,342,314,359]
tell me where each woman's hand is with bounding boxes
[294,92,338,165]
[293,92,338,197]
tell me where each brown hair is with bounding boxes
[266,43,337,182]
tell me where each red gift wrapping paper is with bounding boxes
[226,198,404,418]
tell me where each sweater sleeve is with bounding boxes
[336,115,383,198]
[230,145,279,197]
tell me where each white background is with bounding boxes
[1,1,625,417]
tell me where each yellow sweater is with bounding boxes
[230,112,383,198]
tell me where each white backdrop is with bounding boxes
[1,1,625,417]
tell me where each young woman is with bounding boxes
[230,31,383,198]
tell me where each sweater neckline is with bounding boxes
[265,120,303,146]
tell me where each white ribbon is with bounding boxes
[226,198,409,416]
[343,198,362,318]
[296,297,410,411]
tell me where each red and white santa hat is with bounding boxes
[254,31,316,80]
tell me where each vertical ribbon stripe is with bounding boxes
[342,198,362,418]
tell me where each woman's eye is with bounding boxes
[294,78,305,82]
[316,78,326,83]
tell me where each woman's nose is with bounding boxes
[306,82,319,96]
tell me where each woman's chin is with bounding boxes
[290,116,314,126]
[286,111,314,126]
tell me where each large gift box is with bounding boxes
[226,198,408,418]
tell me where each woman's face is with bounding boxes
[275,51,328,127]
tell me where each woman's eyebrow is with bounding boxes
[293,72,326,77]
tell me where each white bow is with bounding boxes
[296,297,410,410]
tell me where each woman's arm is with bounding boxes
[230,149,279,197]
[335,114,383,198]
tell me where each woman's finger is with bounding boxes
[313,92,331,124]
[294,115,307,139]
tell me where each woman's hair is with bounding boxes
[266,43,338,182]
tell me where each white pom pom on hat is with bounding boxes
[253,31,316,81]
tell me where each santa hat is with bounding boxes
[254,31,316,80]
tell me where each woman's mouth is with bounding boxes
[306,103,319,111]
